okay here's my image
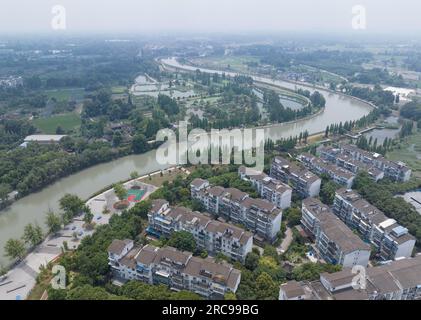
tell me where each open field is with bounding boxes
[191,55,260,73]
[44,88,85,101]
[387,131,421,177]
[111,86,127,94]
[33,113,82,133]
[139,166,196,187]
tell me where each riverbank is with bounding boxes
[0,166,183,300]
[0,58,373,268]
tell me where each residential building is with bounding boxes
[238,166,292,209]
[279,280,307,300]
[108,242,241,298]
[301,198,371,268]
[190,178,283,242]
[147,199,253,262]
[333,188,416,261]
[279,255,421,300]
[298,153,356,188]
[319,145,411,182]
[270,156,321,198]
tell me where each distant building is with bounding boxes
[319,144,411,182]
[190,178,283,242]
[270,156,321,198]
[22,134,67,146]
[333,188,416,261]
[108,240,241,298]
[279,255,421,300]
[301,198,371,268]
[147,200,253,262]
[238,166,292,209]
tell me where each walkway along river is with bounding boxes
[0,58,373,266]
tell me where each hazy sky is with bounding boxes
[0,0,419,35]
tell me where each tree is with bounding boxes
[167,231,196,252]
[129,200,152,219]
[83,208,94,225]
[130,171,139,179]
[56,126,65,134]
[23,223,44,247]
[4,239,26,261]
[113,183,127,201]
[45,211,62,235]
[224,292,237,300]
[320,179,340,205]
[283,207,301,227]
[245,252,260,271]
[60,194,85,221]
[0,183,11,203]
[255,272,278,300]
[132,134,148,154]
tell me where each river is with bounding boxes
[0,58,373,266]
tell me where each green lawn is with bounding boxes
[44,88,85,101]
[191,56,260,73]
[387,131,421,177]
[111,86,127,94]
[33,113,82,134]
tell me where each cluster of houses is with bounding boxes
[319,144,412,182]
[146,199,253,262]
[298,153,356,188]
[300,188,416,270]
[190,177,285,244]
[108,239,241,299]
[333,188,416,261]
[107,144,416,299]
[279,254,421,300]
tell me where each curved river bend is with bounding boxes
[0,58,373,265]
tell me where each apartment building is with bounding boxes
[319,145,411,182]
[147,199,253,262]
[190,178,283,242]
[270,156,321,198]
[238,166,292,209]
[333,188,416,261]
[301,198,371,268]
[279,255,421,300]
[298,153,356,188]
[108,241,241,298]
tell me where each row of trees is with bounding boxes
[3,194,91,262]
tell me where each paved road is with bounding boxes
[277,227,293,254]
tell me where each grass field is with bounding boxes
[44,88,85,101]
[33,113,82,134]
[387,131,421,177]
[191,55,260,73]
[111,86,127,94]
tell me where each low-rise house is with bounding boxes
[279,280,307,300]
[147,200,253,262]
[108,242,241,298]
[190,178,283,242]
[270,156,321,198]
[238,166,292,209]
[279,255,421,300]
[333,188,416,261]
[301,198,371,268]
[23,134,67,145]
